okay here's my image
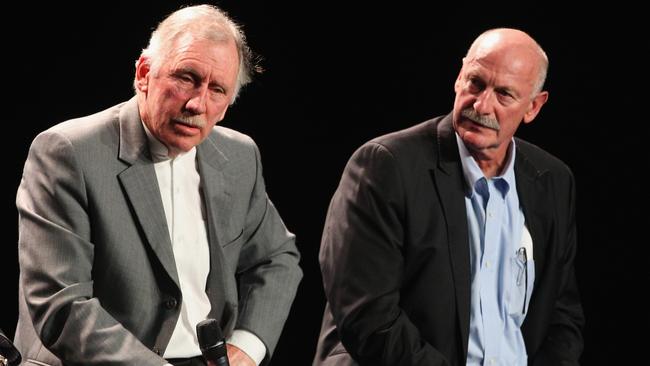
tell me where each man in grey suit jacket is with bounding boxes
[15,5,301,366]
[314,28,583,365]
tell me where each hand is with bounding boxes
[226,343,255,366]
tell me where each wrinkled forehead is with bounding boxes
[465,43,540,90]
[161,34,238,70]
[467,32,542,78]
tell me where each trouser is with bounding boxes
[166,356,207,366]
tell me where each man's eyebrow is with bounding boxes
[175,66,200,77]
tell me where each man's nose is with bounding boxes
[472,89,495,115]
[185,84,209,115]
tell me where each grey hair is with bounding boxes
[465,28,549,97]
[135,4,260,103]
[529,45,548,95]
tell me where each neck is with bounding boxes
[470,144,511,179]
[474,158,504,178]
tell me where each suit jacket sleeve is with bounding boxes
[232,141,303,361]
[16,131,167,365]
[320,142,450,365]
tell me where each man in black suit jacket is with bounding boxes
[314,28,584,365]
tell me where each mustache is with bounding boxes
[461,108,500,131]
[174,115,206,128]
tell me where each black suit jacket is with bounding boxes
[314,115,584,365]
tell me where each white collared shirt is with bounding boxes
[142,123,266,365]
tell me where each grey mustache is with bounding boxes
[461,108,500,131]
[175,115,206,128]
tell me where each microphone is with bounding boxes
[196,319,229,366]
[0,328,21,366]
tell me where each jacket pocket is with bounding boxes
[509,257,535,320]
[222,228,244,248]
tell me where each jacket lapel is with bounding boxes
[116,98,180,290]
[431,118,551,359]
[514,143,550,284]
[431,115,471,358]
[197,134,238,332]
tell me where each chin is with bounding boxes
[176,144,197,153]
[170,132,199,146]
[460,133,494,150]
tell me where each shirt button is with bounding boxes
[164,298,178,309]
[485,261,491,268]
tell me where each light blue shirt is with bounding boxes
[456,134,535,366]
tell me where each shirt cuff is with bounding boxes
[227,329,266,366]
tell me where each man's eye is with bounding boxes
[210,87,225,94]
[497,89,511,97]
[179,75,194,83]
[467,78,483,92]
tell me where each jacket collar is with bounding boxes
[432,114,472,360]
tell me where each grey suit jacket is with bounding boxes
[15,97,302,366]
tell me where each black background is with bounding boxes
[2,2,644,365]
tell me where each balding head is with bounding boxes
[452,27,550,169]
[465,28,548,95]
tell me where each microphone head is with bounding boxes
[196,318,223,351]
[196,319,228,364]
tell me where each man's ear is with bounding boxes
[522,91,549,124]
[134,56,151,92]
[454,63,466,94]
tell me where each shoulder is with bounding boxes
[28,102,125,156]
[515,139,576,201]
[206,125,258,157]
[515,138,573,178]
[351,116,446,168]
[199,126,263,174]
[369,117,440,153]
[45,101,125,142]
[210,125,256,147]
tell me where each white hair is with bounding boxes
[135,4,260,102]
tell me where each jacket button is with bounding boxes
[164,298,178,309]
[153,346,161,355]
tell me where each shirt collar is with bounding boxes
[455,132,517,199]
[141,121,194,162]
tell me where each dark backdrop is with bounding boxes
[2,2,644,365]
